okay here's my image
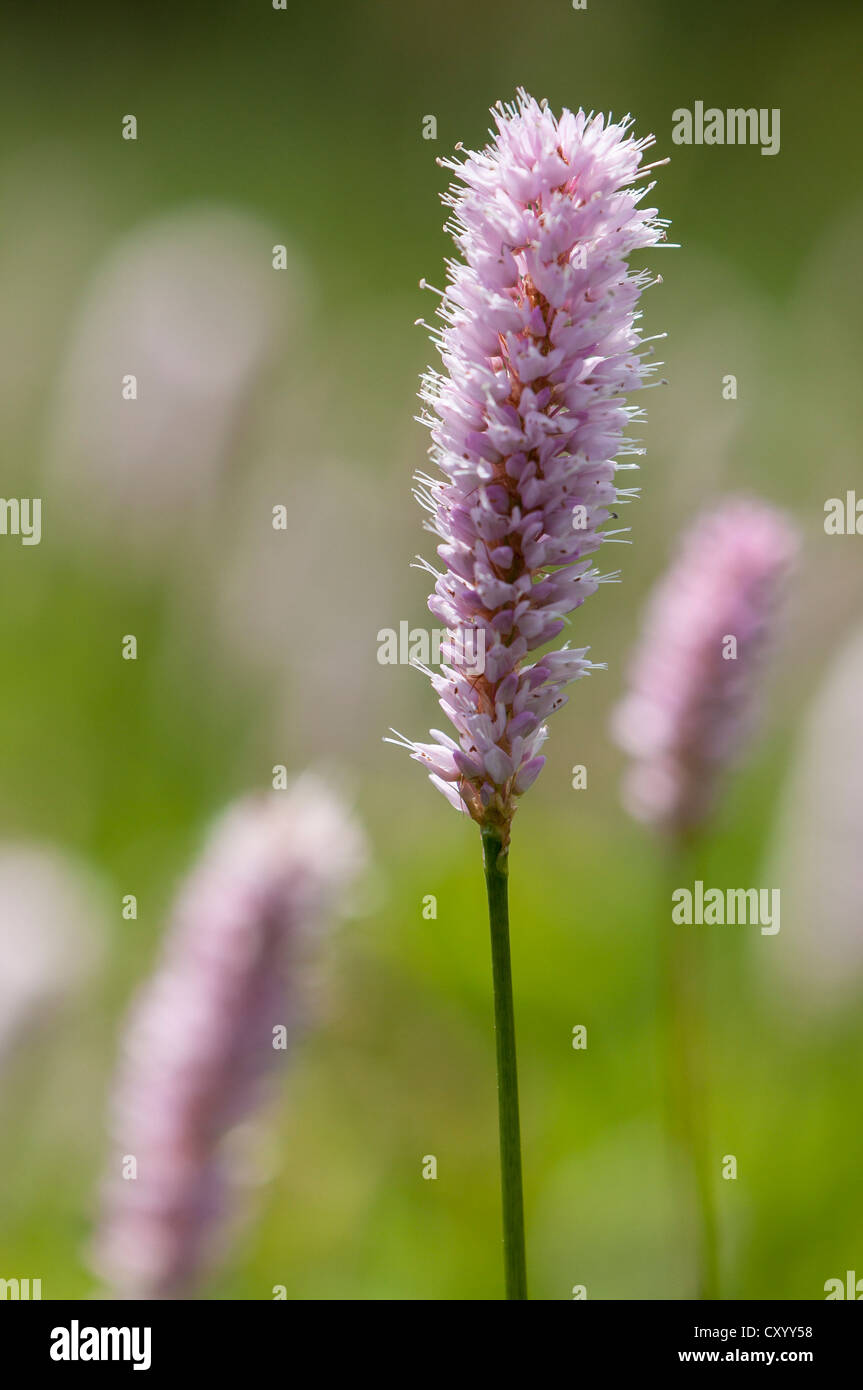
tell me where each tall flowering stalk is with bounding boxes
[390,90,666,1298]
[91,778,365,1299]
[611,497,797,1298]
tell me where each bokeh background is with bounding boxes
[1,0,862,1299]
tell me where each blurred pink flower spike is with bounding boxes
[91,776,366,1300]
[390,89,667,846]
[612,497,799,835]
[46,207,291,555]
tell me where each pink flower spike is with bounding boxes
[397,89,666,842]
[90,776,366,1299]
[611,497,799,835]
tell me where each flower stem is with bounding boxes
[662,840,719,1300]
[481,826,527,1300]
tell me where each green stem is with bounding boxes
[662,840,719,1300]
[481,826,528,1300]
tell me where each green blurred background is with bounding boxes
[1,0,861,1299]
